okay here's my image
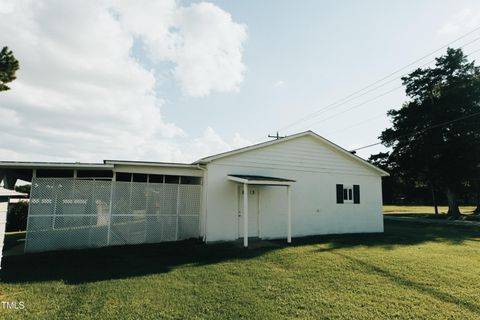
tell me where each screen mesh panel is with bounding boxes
[25,178,201,253]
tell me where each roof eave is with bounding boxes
[193,130,388,177]
[104,160,199,169]
[227,176,295,186]
[0,161,113,169]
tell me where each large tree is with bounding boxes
[378,48,480,218]
[0,46,19,91]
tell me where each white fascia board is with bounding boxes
[104,160,198,168]
[308,133,390,177]
[227,176,249,184]
[0,162,113,169]
[195,131,389,177]
[0,188,28,197]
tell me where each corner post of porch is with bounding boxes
[287,185,292,244]
[243,183,249,248]
[107,174,115,246]
[0,197,9,269]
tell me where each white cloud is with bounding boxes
[0,0,248,163]
[111,0,247,97]
[173,3,247,96]
[438,8,480,36]
[232,132,252,149]
[274,80,286,88]
[184,127,252,162]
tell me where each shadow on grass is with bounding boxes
[1,220,479,285]
[314,220,480,253]
[334,253,480,314]
[3,232,26,255]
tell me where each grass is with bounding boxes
[1,221,480,319]
[383,206,480,221]
[384,205,476,214]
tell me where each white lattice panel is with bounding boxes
[25,178,201,253]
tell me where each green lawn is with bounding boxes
[384,205,476,214]
[1,221,480,319]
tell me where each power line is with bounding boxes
[285,37,480,135]
[351,141,383,152]
[329,47,480,139]
[349,111,480,152]
[294,44,480,133]
[296,85,403,132]
[280,32,480,134]
[276,26,480,133]
[328,112,386,136]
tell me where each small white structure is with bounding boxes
[0,188,27,268]
[0,131,388,252]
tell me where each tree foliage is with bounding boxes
[0,46,20,91]
[15,184,31,196]
[377,48,480,217]
[7,201,28,231]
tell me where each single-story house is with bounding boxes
[0,131,388,253]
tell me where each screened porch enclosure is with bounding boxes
[25,178,201,253]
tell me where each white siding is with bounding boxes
[212,135,379,177]
[204,135,383,242]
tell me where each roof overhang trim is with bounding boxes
[0,162,113,170]
[104,160,199,169]
[227,175,295,186]
[194,131,389,177]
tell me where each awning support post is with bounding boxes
[243,183,248,248]
[287,185,292,244]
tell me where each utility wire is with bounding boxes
[296,85,403,132]
[284,37,480,134]
[350,111,480,152]
[276,26,480,134]
[330,48,480,139]
[328,113,386,136]
[296,44,480,133]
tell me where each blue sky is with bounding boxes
[169,0,480,156]
[1,0,480,162]
[161,0,480,158]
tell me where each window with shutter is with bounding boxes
[337,184,360,204]
[336,184,343,204]
[353,185,360,204]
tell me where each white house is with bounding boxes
[0,131,388,253]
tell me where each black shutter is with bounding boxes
[336,184,344,204]
[353,185,360,204]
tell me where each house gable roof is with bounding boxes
[193,131,389,177]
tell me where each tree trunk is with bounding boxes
[474,188,480,214]
[431,185,438,215]
[446,188,461,218]
[473,180,480,215]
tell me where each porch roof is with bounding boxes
[0,187,27,199]
[227,174,295,186]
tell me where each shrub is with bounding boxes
[6,201,29,231]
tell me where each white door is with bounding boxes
[238,186,259,238]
